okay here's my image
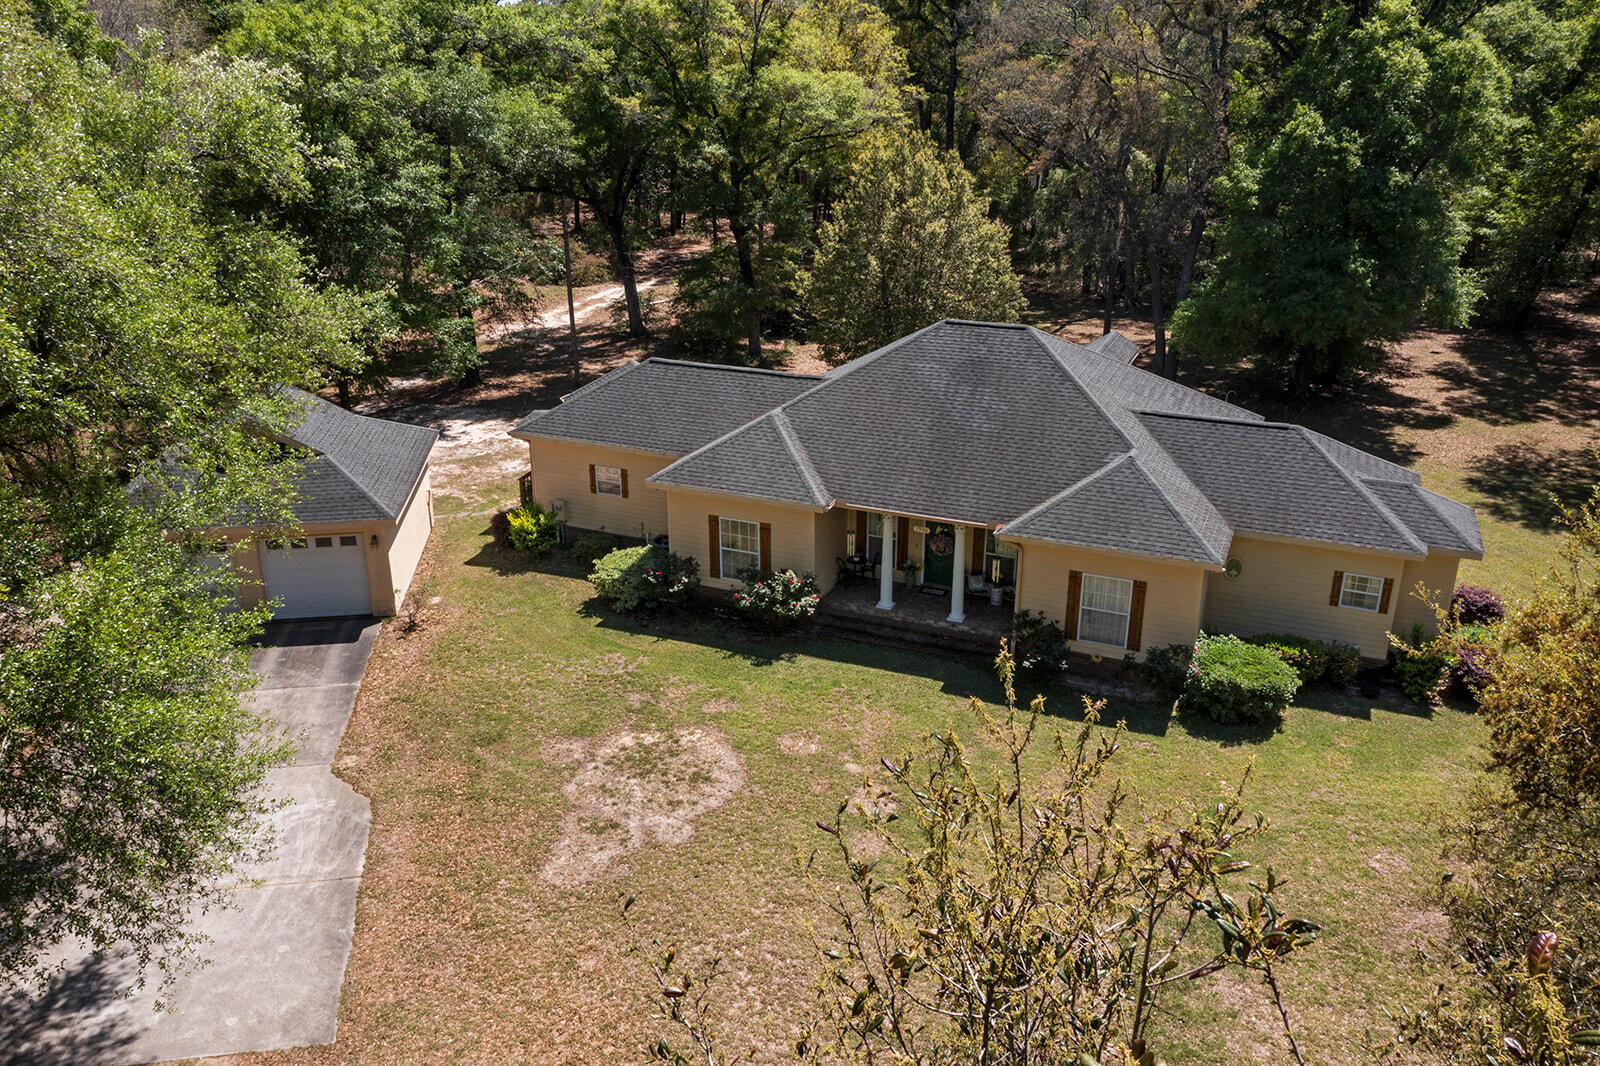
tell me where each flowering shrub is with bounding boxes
[1451,583,1506,625]
[732,569,820,631]
[503,502,558,554]
[589,546,699,613]
[1009,610,1070,677]
[1179,633,1299,725]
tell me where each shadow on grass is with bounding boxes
[0,953,140,1066]
[1465,440,1600,531]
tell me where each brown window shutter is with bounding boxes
[1127,580,1147,651]
[759,523,772,572]
[897,517,910,563]
[855,511,868,552]
[970,527,984,573]
[707,514,721,579]
[1064,570,1082,640]
[1329,570,1345,606]
[620,469,629,498]
[1379,577,1394,613]
[588,464,598,494]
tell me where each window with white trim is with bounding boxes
[1339,571,1385,611]
[719,517,760,578]
[984,532,1018,586]
[865,513,884,564]
[1078,573,1134,647]
[594,465,624,496]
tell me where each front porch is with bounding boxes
[817,579,1014,656]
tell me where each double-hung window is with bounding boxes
[865,513,884,564]
[1338,571,1385,612]
[984,532,1018,586]
[1078,573,1134,647]
[719,518,761,578]
[594,465,624,497]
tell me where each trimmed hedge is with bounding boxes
[1179,633,1299,725]
[1244,633,1360,687]
[494,502,558,554]
[1392,623,1455,703]
[589,545,699,613]
[568,531,620,568]
[1143,642,1194,694]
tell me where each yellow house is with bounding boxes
[211,387,439,619]
[511,322,1482,661]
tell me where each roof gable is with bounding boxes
[648,411,829,507]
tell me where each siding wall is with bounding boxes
[1008,540,1208,660]
[812,506,851,594]
[526,437,675,541]
[1201,535,1411,657]
[665,490,820,590]
[377,469,434,614]
[1393,553,1464,637]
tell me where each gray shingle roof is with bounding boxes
[511,359,821,455]
[1084,331,1140,363]
[274,387,437,524]
[547,320,1476,566]
[1137,413,1429,555]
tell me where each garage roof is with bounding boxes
[274,388,439,524]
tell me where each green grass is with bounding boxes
[278,502,1485,1066]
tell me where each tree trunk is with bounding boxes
[729,216,761,364]
[561,195,580,381]
[1513,166,1598,332]
[1103,258,1115,335]
[600,207,645,336]
[944,42,958,152]
[336,377,352,408]
[1147,239,1170,379]
[1175,208,1207,307]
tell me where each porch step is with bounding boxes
[813,604,1000,658]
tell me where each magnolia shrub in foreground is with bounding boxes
[630,647,1320,1066]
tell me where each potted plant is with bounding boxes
[902,558,922,588]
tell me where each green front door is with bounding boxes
[923,522,956,588]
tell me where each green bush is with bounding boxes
[589,545,699,613]
[504,502,558,554]
[1179,633,1300,725]
[1243,633,1360,687]
[1142,642,1194,694]
[732,569,821,632]
[568,531,620,568]
[1009,610,1070,677]
[1392,622,1456,703]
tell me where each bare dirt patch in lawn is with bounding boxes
[776,729,821,755]
[539,727,745,887]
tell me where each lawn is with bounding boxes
[224,281,1600,1065]
[227,485,1485,1066]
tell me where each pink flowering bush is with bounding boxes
[589,545,699,613]
[733,568,821,632]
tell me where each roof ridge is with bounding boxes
[282,396,402,519]
[1021,327,1139,454]
[1135,408,1294,429]
[770,410,830,506]
[1126,453,1228,565]
[558,359,640,405]
[1298,427,1427,555]
[1001,453,1135,531]
[641,357,824,381]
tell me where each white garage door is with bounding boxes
[260,534,372,619]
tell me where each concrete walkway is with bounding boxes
[3,618,379,1066]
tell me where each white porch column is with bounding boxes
[876,512,896,610]
[948,524,968,623]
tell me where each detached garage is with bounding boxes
[213,388,439,619]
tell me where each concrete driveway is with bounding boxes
[3,618,379,1066]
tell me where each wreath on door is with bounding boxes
[928,532,954,557]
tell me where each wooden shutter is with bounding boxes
[1329,570,1345,606]
[759,523,772,572]
[707,514,721,579]
[855,511,868,553]
[588,464,598,494]
[620,469,629,498]
[969,527,985,574]
[897,517,910,566]
[1127,580,1148,652]
[1064,570,1082,640]
[1379,577,1395,613]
